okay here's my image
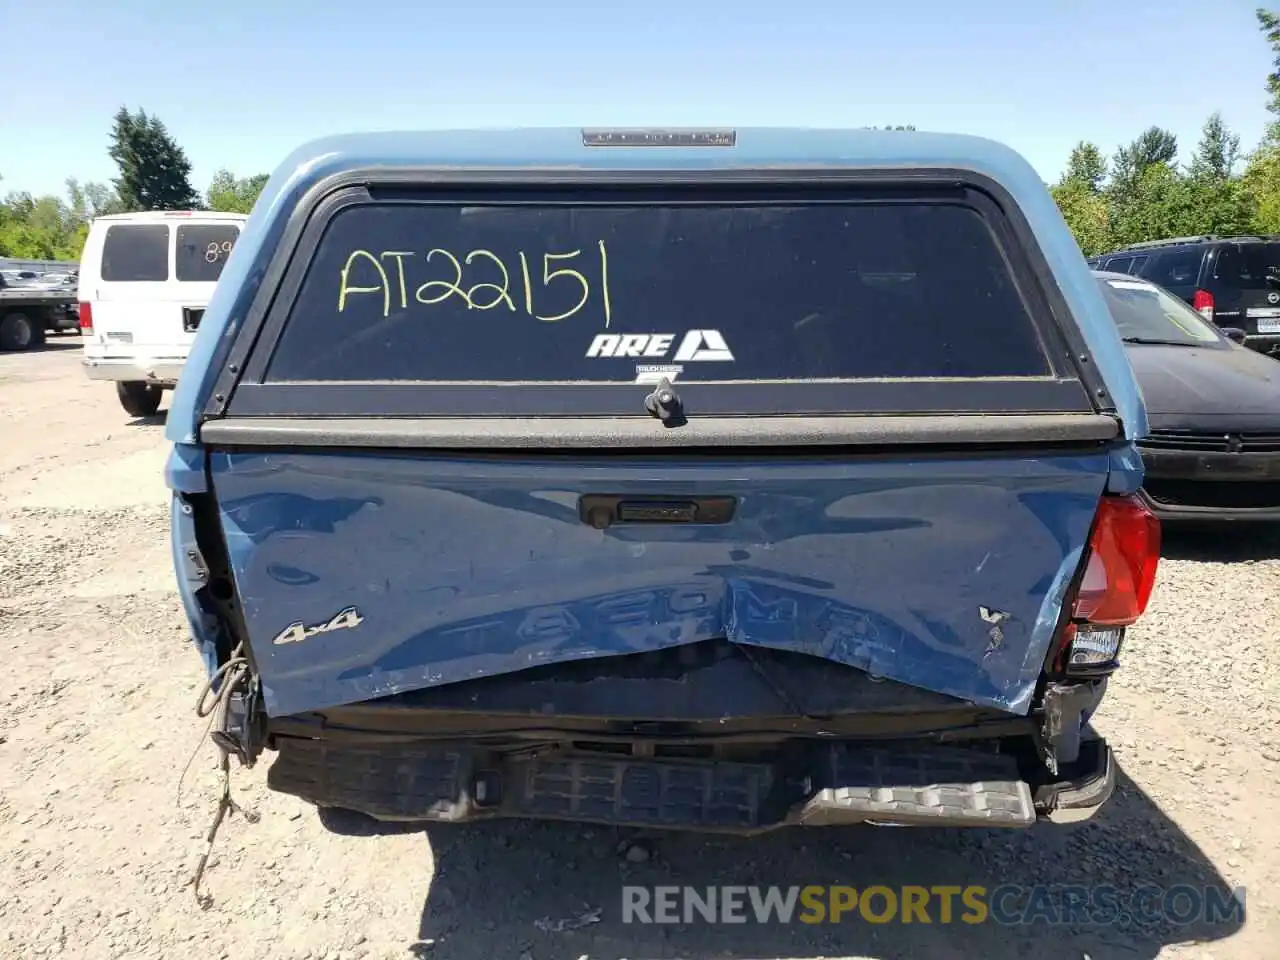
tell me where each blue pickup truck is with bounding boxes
[166,128,1159,834]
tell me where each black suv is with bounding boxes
[1090,235,1280,355]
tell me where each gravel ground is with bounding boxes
[0,340,1277,960]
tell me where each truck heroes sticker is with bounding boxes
[585,330,735,383]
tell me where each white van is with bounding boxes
[78,210,249,416]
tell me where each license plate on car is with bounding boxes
[1258,318,1280,334]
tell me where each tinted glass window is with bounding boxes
[1148,249,1202,288]
[266,201,1051,383]
[1101,256,1134,274]
[101,225,168,282]
[1096,277,1221,344]
[1213,242,1280,289]
[176,224,241,282]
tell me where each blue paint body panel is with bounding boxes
[170,495,220,680]
[209,449,1110,718]
[163,127,1152,721]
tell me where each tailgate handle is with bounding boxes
[579,495,736,529]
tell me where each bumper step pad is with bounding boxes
[798,746,1035,827]
[269,739,1055,831]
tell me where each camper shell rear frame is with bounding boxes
[196,166,1117,427]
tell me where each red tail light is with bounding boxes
[1192,289,1215,322]
[78,302,93,334]
[1072,494,1161,626]
[1049,494,1161,675]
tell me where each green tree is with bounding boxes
[1182,114,1256,235]
[0,200,77,259]
[1258,8,1280,140]
[107,106,199,211]
[66,177,127,220]
[1244,146,1280,231]
[1109,126,1178,194]
[61,177,123,256]
[1189,112,1240,182]
[1050,181,1112,255]
[1062,141,1107,193]
[1131,126,1179,168]
[1053,142,1112,253]
[0,173,118,260]
[1101,127,1182,247]
[1243,9,1280,230]
[206,170,268,214]
[1107,163,1199,246]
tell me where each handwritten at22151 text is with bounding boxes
[336,243,614,325]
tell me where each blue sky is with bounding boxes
[3,0,1275,199]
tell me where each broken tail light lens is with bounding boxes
[1063,624,1125,671]
[1055,494,1161,676]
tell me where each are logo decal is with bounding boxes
[272,606,365,646]
[586,330,735,362]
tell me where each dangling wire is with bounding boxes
[195,642,250,719]
[180,643,260,907]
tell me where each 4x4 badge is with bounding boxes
[273,606,364,645]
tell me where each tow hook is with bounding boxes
[1039,680,1105,774]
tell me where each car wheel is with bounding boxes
[0,312,37,351]
[116,381,163,417]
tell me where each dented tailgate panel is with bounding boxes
[209,449,1107,718]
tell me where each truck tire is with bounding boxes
[0,312,39,351]
[116,381,163,417]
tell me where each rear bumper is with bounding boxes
[82,356,184,385]
[267,734,1117,832]
[1138,446,1280,521]
[1035,739,1116,823]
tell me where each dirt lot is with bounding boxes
[0,340,1277,960]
